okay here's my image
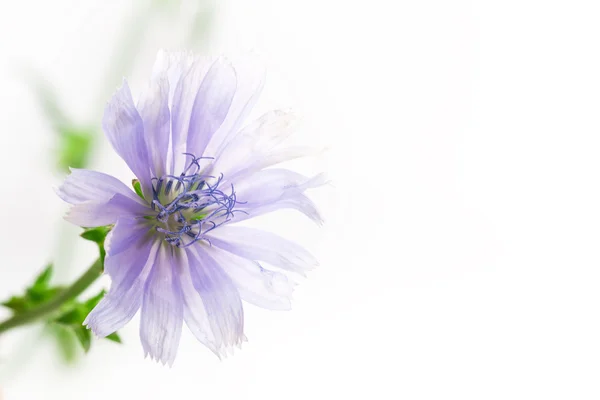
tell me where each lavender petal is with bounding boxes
[203,56,265,158]
[213,110,299,179]
[65,193,149,227]
[207,226,317,275]
[177,249,221,356]
[137,71,170,178]
[207,247,295,311]
[56,168,144,205]
[169,55,212,174]
[84,238,160,337]
[231,169,325,224]
[140,244,184,366]
[186,246,245,353]
[102,80,153,196]
[185,58,237,161]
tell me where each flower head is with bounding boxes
[57,51,323,365]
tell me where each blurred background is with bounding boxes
[2,0,600,399]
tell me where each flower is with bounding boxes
[57,51,323,365]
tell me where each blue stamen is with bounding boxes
[165,179,174,195]
[149,153,242,248]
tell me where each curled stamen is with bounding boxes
[149,152,243,248]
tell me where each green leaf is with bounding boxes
[81,226,111,264]
[73,325,92,353]
[132,179,145,200]
[105,332,122,343]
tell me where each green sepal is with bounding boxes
[132,179,145,200]
[80,226,111,244]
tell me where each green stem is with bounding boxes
[0,258,103,335]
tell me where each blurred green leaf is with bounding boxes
[25,286,62,306]
[28,72,68,130]
[73,326,92,353]
[51,289,122,353]
[84,290,106,309]
[26,71,96,171]
[32,264,53,288]
[1,296,29,313]
[54,307,85,326]
[185,1,215,49]
[1,264,61,313]
[57,128,95,171]
[1,262,121,357]
[106,332,122,343]
[49,323,80,364]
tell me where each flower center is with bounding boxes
[149,153,242,248]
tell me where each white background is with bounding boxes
[1,0,600,399]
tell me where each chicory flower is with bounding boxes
[57,51,322,365]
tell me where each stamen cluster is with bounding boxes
[150,153,244,247]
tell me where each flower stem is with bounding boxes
[0,258,103,335]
